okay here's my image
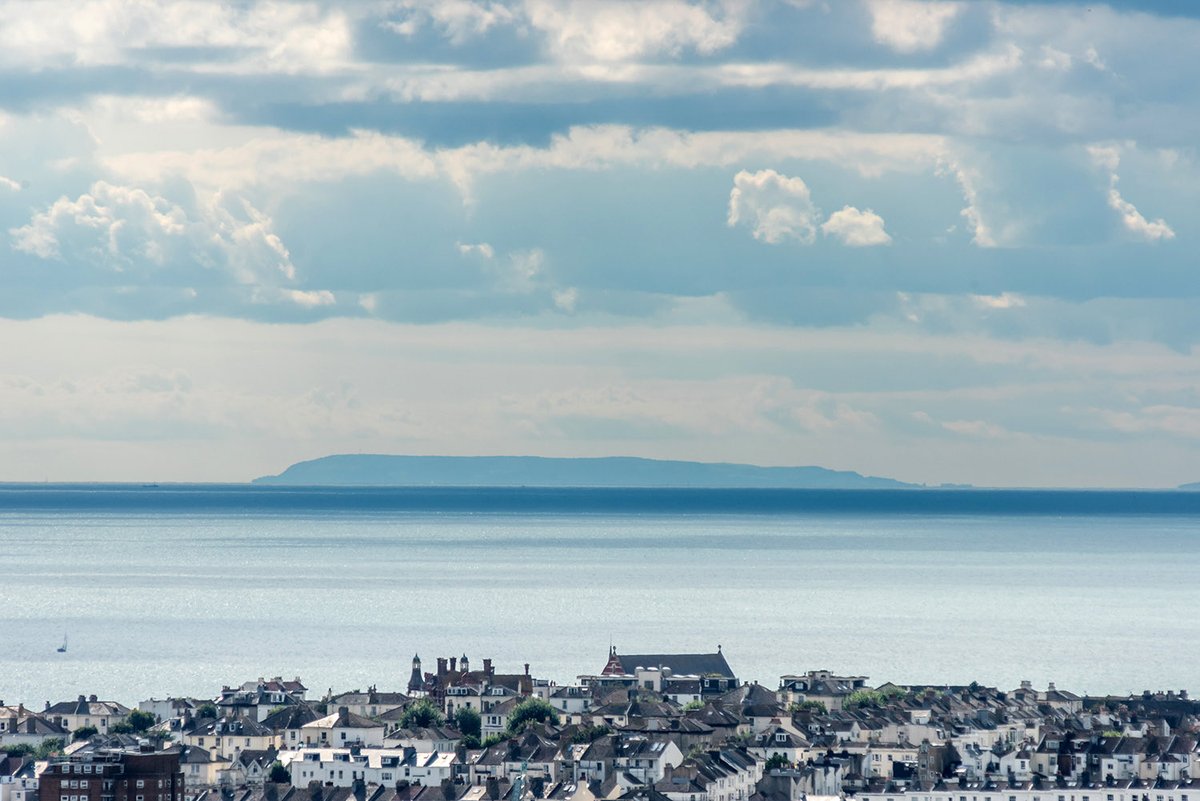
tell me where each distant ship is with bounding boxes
[57,634,67,653]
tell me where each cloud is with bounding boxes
[7,181,332,308]
[821,205,892,247]
[971,292,1026,310]
[383,0,518,44]
[0,175,21,191]
[0,1,354,74]
[727,169,820,245]
[938,158,996,248]
[1088,144,1175,242]
[523,0,745,62]
[866,0,962,54]
[457,241,496,259]
[941,418,1017,439]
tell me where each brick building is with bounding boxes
[39,750,184,801]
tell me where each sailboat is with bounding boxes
[57,634,67,653]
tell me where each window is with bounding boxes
[137,781,144,788]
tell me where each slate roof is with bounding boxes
[613,653,734,679]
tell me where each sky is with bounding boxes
[0,0,1197,487]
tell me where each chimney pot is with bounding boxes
[451,658,458,672]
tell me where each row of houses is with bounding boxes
[5,651,1200,801]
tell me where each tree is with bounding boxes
[789,701,826,714]
[505,699,558,735]
[196,703,218,719]
[126,710,157,732]
[570,725,611,744]
[3,743,34,758]
[460,734,481,750]
[683,700,705,711]
[455,707,481,740]
[765,754,791,771]
[481,734,506,748]
[72,725,98,741]
[36,738,65,759]
[269,761,291,784]
[400,699,445,730]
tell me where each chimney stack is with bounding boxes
[451,657,458,673]
[437,658,448,677]
[483,659,493,677]
[524,664,530,677]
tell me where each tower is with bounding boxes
[407,654,425,694]
[460,653,470,674]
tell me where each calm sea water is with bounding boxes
[2,485,1199,708]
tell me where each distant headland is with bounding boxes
[252,454,923,489]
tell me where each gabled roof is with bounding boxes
[304,708,384,730]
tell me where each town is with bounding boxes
[3,649,1199,801]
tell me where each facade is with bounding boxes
[39,750,184,801]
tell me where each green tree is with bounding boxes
[460,734,481,749]
[269,761,291,784]
[36,738,65,759]
[126,710,156,732]
[455,707,481,739]
[481,734,506,748]
[400,699,445,730]
[3,743,34,758]
[196,703,218,719]
[765,754,791,771]
[72,725,98,741]
[788,701,826,714]
[505,699,558,735]
[570,725,611,744]
[683,700,705,711]
[110,721,135,734]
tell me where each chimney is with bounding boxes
[485,777,500,801]
[483,659,493,677]
[89,695,98,703]
[441,779,455,801]
[265,784,279,801]
[79,695,87,703]
[309,781,324,801]
[524,664,529,677]
[1048,683,1056,692]
[451,658,458,673]
[438,658,448,677]
[353,779,367,801]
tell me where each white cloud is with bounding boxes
[821,205,892,247]
[938,158,996,248]
[457,241,496,259]
[1088,144,1175,242]
[727,169,821,245]
[8,181,309,294]
[1083,45,1107,72]
[0,1,354,74]
[971,292,1026,310]
[866,0,961,54]
[383,0,517,44]
[523,0,745,62]
[941,418,1016,439]
[281,289,336,308]
[0,175,21,191]
[552,287,579,313]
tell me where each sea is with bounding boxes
[2,484,1200,708]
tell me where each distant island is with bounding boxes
[252,454,922,489]
[1180,482,1200,490]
